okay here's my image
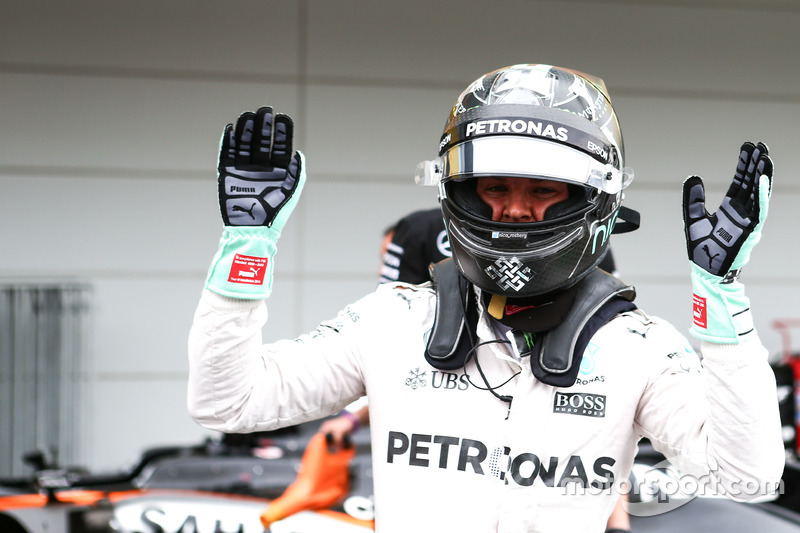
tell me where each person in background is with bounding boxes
[379,208,452,284]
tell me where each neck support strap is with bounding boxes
[424,259,636,387]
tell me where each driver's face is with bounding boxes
[476,177,570,222]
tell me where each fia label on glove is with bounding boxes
[228,253,267,285]
[692,294,707,329]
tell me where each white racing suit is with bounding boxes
[188,281,784,533]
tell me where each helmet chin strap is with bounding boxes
[425,259,637,388]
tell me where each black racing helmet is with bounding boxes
[416,64,634,298]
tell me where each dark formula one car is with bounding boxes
[0,420,375,533]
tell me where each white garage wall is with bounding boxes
[0,0,798,470]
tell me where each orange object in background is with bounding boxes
[260,433,357,528]
[0,490,107,510]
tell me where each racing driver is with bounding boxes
[188,64,784,532]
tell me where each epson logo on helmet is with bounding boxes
[465,119,569,142]
[587,141,608,160]
[439,133,452,152]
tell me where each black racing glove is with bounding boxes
[683,141,773,277]
[218,107,302,227]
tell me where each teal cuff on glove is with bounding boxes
[205,226,280,299]
[689,263,754,344]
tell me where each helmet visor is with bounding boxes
[441,136,633,194]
